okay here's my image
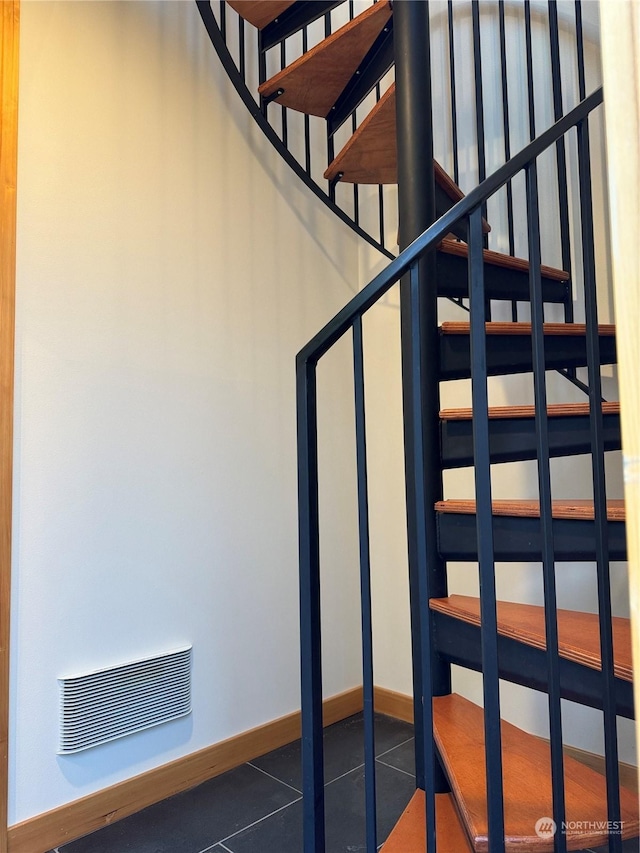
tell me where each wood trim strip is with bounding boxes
[441,321,616,336]
[599,0,640,784]
[439,402,621,420]
[7,687,363,853]
[0,4,19,853]
[435,498,626,521]
[373,686,414,723]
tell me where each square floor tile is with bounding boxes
[58,764,299,853]
[223,759,416,853]
[376,736,415,778]
[250,712,414,791]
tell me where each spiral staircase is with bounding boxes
[200,2,638,851]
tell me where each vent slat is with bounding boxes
[59,646,192,753]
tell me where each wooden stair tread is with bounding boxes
[439,237,569,282]
[381,791,473,852]
[226,0,296,30]
[433,693,640,852]
[441,321,616,336]
[435,498,626,521]
[323,84,485,220]
[439,402,621,420]
[258,1,392,117]
[430,595,633,681]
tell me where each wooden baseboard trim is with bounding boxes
[563,743,638,795]
[374,686,414,723]
[373,687,638,795]
[8,686,363,853]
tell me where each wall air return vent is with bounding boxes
[58,646,192,754]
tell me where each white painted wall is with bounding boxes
[11,0,364,824]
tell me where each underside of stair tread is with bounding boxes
[433,694,640,852]
[381,791,473,852]
[441,321,616,336]
[430,595,632,681]
[226,0,296,30]
[323,84,487,224]
[439,402,621,420]
[258,1,392,117]
[435,498,626,521]
[438,238,569,282]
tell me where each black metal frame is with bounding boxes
[297,87,617,853]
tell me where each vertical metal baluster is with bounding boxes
[526,160,567,853]
[353,316,378,853]
[238,13,246,82]
[303,26,311,176]
[280,39,288,147]
[408,262,438,853]
[353,112,360,228]
[548,1,573,326]
[524,0,535,144]
[498,0,518,320]
[577,113,622,853]
[575,1,586,102]
[471,1,488,250]
[447,1,460,187]
[469,206,505,853]
[220,0,226,42]
[297,354,325,853]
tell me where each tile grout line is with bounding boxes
[218,844,236,853]
[213,795,303,849]
[247,760,303,796]
[376,735,415,760]
[375,757,416,779]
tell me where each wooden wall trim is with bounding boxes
[0,4,19,853]
[7,687,363,853]
[373,686,414,723]
[599,1,640,763]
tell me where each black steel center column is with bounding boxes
[394,0,450,794]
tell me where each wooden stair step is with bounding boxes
[226,0,296,30]
[433,693,640,852]
[435,498,626,521]
[440,402,621,420]
[429,594,632,681]
[439,322,617,380]
[439,403,622,469]
[438,237,569,282]
[435,499,627,562]
[323,84,486,221]
[381,790,473,852]
[441,321,616,336]
[258,1,392,117]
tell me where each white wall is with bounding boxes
[11,0,364,824]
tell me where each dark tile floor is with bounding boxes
[52,712,416,853]
[49,712,639,853]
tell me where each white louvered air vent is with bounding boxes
[59,646,192,754]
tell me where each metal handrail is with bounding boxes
[298,83,610,853]
[297,87,603,366]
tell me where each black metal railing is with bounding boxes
[198,0,599,285]
[297,86,623,852]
